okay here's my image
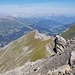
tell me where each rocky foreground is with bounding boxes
[0,37,75,75]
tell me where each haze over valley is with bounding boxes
[0,15,75,47]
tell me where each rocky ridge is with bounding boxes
[0,37,75,75]
[0,30,54,74]
[34,30,50,41]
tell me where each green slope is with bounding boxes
[0,30,54,73]
[61,24,75,39]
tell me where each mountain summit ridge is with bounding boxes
[0,30,75,75]
[0,30,54,74]
[34,30,50,41]
[1,40,75,75]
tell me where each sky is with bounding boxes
[0,0,75,16]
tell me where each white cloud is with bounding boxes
[0,4,75,16]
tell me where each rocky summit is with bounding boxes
[0,30,75,75]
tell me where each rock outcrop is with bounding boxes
[1,44,75,75]
[0,31,75,75]
[34,30,50,41]
[70,51,75,68]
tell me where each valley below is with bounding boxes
[0,15,75,48]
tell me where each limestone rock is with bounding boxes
[34,30,50,41]
[70,51,75,68]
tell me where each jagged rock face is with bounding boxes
[70,51,75,68]
[1,48,75,75]
[47,65,71,75]
[1,30,75,75]
[34,30,50,41]
[55,35,66,53]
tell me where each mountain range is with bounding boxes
[0,15,75,47]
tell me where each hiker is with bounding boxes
[53,34,66,53]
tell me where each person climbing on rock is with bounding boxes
[53,34,66,53]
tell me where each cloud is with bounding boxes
[0,4,75,16]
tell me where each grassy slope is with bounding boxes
[0,31,54,73]
[61,24,75,39]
